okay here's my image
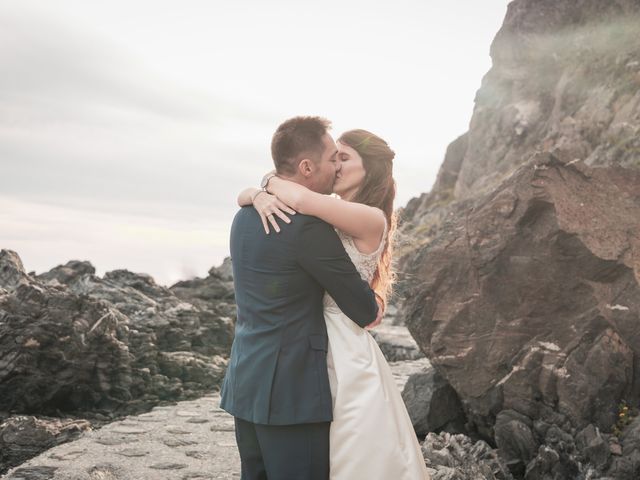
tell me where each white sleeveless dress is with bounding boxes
[323,222,431,480]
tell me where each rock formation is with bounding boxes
[0,250,234,474]
[401,0,640,253]
[406,155,640,431]
[398,0,640,478]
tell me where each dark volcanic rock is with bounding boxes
[0,280,136,414]
[575,423,610,470]
[0,250,30,291]
[422,430,514,479]
[35,260,95,286]
[401,364,466,437]
[0,415,91,475]
[0,251,233,416]
[38,259,235,359]
[0,251,234,473]
[212,256,233,282]
[495,410,539,477]
[170,256,234,306]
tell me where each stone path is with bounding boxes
[1,323,430,480]
[1,394,240,480]
[1,360,430,480]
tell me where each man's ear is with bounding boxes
[298,158,314,178]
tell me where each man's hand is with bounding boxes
[365,296,385,330]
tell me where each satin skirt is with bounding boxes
[325,305,431,479]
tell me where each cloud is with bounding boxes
[0,4,269,123]
[0,5,277,220]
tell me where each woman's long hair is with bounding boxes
[337,129,397,310]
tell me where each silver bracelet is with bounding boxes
[251,188,267,203]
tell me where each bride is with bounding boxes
[238,128,430,479]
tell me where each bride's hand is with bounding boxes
[365,295,385,330]
[253,191,296,234]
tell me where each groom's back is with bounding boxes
[221,206,334,425]
[229,206,328,343]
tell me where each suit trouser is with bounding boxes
[234,417,330,480]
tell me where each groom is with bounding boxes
[220,116,381,479]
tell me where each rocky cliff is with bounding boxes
[0,250,235,473]
[398,0,640,478]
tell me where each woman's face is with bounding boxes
[334,141,366,200]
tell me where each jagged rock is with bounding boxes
[0,280,136,414]
[35,260,95,286]
[0,250,234,473]
[104,269,174,300]
[523,445,560,480]
[518,408,585,479]
[494,410,539,477]
[398,0,640,290]
[422,431,514,480]
[404,156,640,444]
[455,0,640,201]
[0,415,91,475]
[36,257,234,359]
[621,415,640,453]
[210,256,233,282]
[605,415,640,479]
[402,364,466,436]
[170,256,234,306]
[402,151,640,479]
[575,423,610,469]
[0,250,232,416]
[0,250,30,291]
[397,1,640,478]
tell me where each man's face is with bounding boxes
[309,133,340,194]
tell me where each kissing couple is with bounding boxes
[220,116,431,479]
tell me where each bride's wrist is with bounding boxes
[250,188,266,204]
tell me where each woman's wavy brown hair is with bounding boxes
[337,129,397,310]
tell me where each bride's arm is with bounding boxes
[267,176,385,242]
[237,188,259,207]
[237,186,296,234]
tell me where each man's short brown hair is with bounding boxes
[271,116,332,175]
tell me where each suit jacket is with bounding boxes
[220,206,379,425]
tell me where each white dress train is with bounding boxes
[324,222,431,480]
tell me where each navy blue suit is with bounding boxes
[220,206,378,479]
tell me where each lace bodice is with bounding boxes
[323,219,387,310]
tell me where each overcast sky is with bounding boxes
[0,0,510,286]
